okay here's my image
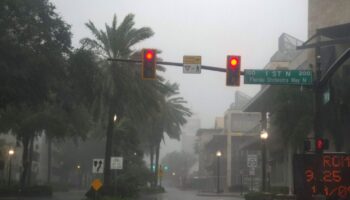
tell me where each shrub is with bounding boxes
[268,186,289,194]
[0,185,52,197]
[21,185,53,197]
[229,184,249,192]
[139,186,165,194]
[245,192,274,200]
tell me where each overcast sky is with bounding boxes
[51,0,308,156]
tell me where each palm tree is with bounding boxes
[151,82,192,186]
[81,14,163,186]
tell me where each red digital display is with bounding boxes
[294,154,350,200]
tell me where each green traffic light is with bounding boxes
[164,165,169,171]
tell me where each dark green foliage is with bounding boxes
[139,186,166,194]
[269,186,289,194]
[0,0,71,108]
[161,151,196,178]
[229,184,249,192]
[0,185,52,197]
[269,86,314,149]
[244,192,274,200]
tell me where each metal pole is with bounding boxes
[107,58,239,73]
[251,176,253,191]
[8,157,12,186]
[261,112,267,192]
[314,36,325,200]
[262,141,266,192]
[240,172,243,195]
[217,156,220,193]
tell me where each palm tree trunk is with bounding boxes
[103,109,114,187]
[154,141,160,187]
[47,136,52,184]
[20,136,30,189]
[27,137,34,186]
[150,146,154,169]
[149,145,154,187]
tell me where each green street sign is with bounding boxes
[244,69,313,85]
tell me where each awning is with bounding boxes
[297,23,350,50]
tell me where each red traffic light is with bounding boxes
[229,57,239,69]
[145,50,154,61]
[226,55,241,86]
[315,138,329,152]
[141,49,156,80]
[316,138,324,150]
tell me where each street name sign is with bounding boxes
[183,56,201,74]
[92,159,104,174]
[111,157,123,170]
[293,153,350,200]
[244,69,313,85]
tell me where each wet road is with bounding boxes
[141,187,244,200]
[0,190,86,200]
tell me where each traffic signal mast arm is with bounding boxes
[107,58,245,74]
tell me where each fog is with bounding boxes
[51,0,308,157]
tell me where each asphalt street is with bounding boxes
[0,188,244,200]
[140,187,244,200]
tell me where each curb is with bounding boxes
[197,192,244,198]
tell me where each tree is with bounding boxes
[0,0,71,109]
[81,14,162,187]
[161,151,196,185]
[269,86,314,150]
[150,82,192,186]
[0,0,98,188]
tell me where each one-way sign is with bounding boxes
[92,159,104,173]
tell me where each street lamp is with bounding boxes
[113,114,117,122]
[216,150,222,193]
[260,130,268,192]
[8,149,14,186]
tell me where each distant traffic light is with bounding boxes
[164,165,169,171]
[226,55,241,86]
[304,138,329,152]
[315,138,329,152]
[142,49,156,80]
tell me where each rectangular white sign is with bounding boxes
[92,159,104,173]
[111,157,123,170]
[183,56,201,74]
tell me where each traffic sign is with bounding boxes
[91,179,103,191]
[111,157,123,170]
[92,159,104,173]
[244,69,313,85]
[247,154,258,168]
[183,56,201,74]
[294,153,350,200]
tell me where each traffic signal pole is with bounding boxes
[108,58,230,73]
[313,37,325,200]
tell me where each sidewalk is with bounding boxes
[197,191,245,198]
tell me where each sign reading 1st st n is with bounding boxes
[244,70,313,86]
